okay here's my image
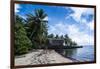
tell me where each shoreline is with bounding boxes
[15,50,76,66]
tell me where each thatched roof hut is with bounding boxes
[48,38,65,46]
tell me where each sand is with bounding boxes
[15,50,74,66]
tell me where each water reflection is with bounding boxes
[55,46,94,61]
[55,48,77,57]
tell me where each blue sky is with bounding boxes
[15,4,94,45]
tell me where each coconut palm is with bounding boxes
[64,34,77,46]
[26,9,48,48]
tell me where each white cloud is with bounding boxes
[65,7,94,45]
[14,4,27,20]
[64,7,94,42]
[67,24,94,45]
[48,22,68,36]
[15,4,21,13]
[67,7,94,23]
[43,16,49,21]
[65,7,94,30]
[19,15,27,20]
[48,22,94,45]
[67,7,86,22]
[87,20,94,30]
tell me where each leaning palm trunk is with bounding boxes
[26,9,48,49]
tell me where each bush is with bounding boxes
[15,15,32,55]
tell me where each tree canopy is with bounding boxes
[15,15,32,55]
[25,9,48,48]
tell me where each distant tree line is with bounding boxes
[48,34,77,46]
[15,9,77,55]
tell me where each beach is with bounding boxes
[15,50,75,66]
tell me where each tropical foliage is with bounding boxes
[15,15,32,55]
[25,9,48,48]
[48,34,77,46]
[15,9,77,55]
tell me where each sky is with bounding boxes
[15,3,95,45]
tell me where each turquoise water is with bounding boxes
[57,46,94,61]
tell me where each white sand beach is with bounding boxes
[15,50,74,66]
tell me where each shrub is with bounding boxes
[15,15,32,55]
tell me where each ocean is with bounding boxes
[57,45,95,62]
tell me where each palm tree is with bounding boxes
[64,34,77,46]
[55,34,59,39]
[64,34,72,46]
[60,35,64,39]
[48,34,54,38]
[26,9,48,48]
